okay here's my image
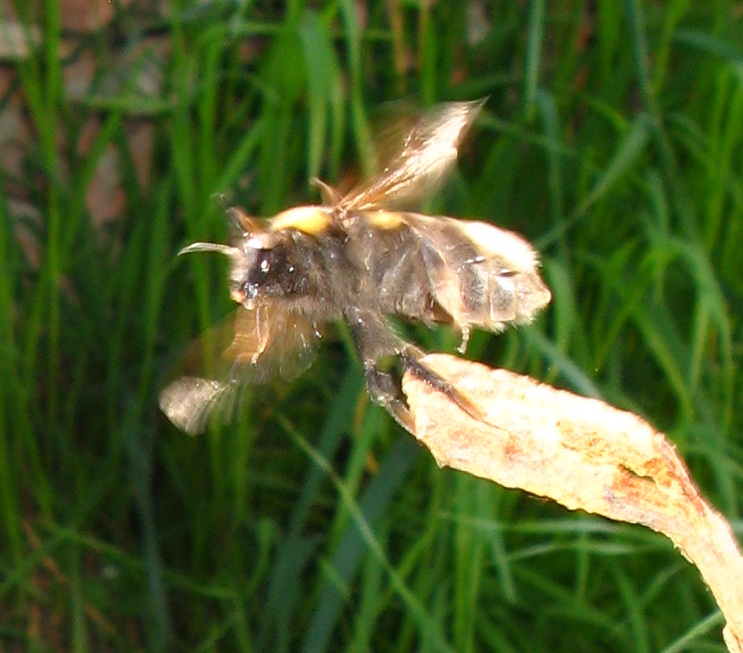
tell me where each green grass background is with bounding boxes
[2,0,742,651]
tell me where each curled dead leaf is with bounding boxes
[403,353,743,653]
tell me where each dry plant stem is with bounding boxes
[402,353,743,653]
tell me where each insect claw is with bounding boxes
[362,363,416,433]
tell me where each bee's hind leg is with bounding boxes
[346,308,483,432]
[400,348,485,424]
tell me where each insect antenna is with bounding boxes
[178,242,243,260]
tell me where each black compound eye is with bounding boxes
[249,250,272,282]
[246,245,287,287]
[258,251,272,274]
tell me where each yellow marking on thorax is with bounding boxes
[366,210,405,230]
[271,206,332,235]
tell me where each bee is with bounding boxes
[159,100,551,435]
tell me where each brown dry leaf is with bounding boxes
[402,353,743,653]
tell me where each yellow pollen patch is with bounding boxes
[271,206,332,235]
[367,211,404,230]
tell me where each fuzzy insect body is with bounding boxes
[160,100,551,434]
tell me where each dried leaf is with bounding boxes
[403,353,743,653]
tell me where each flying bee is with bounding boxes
[159,99,551,435]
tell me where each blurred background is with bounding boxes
[1,1,742,651]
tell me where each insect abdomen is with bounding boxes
[418,216,551,332]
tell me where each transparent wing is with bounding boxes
[223,304,322,382]
[159,376,240,436]
[159,304,323,435]
[337,99,486,213]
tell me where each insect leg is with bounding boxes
[399,350,485,424]
[345,308,484,431]
[344,308,416,431]
[361,363,416,432]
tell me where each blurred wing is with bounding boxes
[159,376,239,436]
[159,304,322,435]
[224,303,322,383]
[337,99,485,213]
